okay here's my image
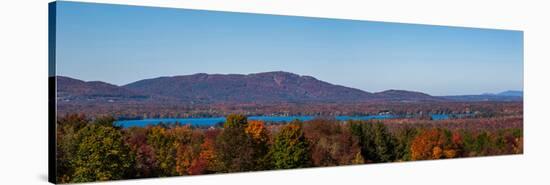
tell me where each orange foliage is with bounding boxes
[188,130,220,175]
[411,129,446,160]
[173,126,199,176]
[513,136,523,154]
[443,149,457,158]
[175,145,193,175]
[245,120,269,143]
[432,146,443,159]
[411,129,464,160]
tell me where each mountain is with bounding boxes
[497,90,523,97]
[441,90,523,102]
[55,76,149,102]
[123,71,379,103]
[56,71,474,104]
[374,89,441,102]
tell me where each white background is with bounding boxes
[0,0,548,184]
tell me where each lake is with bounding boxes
[115,115,396,127]
[115,113,473,127]
[430,113,475,120]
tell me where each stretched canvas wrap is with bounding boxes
[48,1,524,184]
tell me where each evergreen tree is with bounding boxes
[350,121,396,163]
[271,124,311,169]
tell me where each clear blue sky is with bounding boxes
[55,1,523,96]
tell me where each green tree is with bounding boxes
[462,131,477,156]
[393,127,418,161]
[71,124,134,182]
[474,131,491,155]
[224,114,248,128]
[93,116,119,128]
[271,124,311,169]
[462,131,493,156]
[349,121,396,163]
[372,123,396,162]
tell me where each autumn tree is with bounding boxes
[513,136,523,154]
[71,124,134,182]
[188,129,222,175]
[173,126,203,176]
[303,119,360,166]
[125,127,157,178]
[351,151,365,164]
[410,128,462,160]
[245,120,272,170]
[57,113,89,131]
[393,126,419,161]
[271,124,311,169]
[56,114,89,183]
[215,114,256,172]
[411,129,443,160]
[510,128,523,154]
[444,131,463,158]
[146,125,178,176]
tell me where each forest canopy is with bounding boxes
[56,114,523,183]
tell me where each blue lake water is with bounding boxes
[115,114,473,127]
[115,115,396,127]
[430,113,475,120]
[430,114,450,120]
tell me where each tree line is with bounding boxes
[56,114,523,183]
[58,101,523,120]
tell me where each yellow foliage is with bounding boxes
[513,137,523,154]
[432,146,443,159]
[245,120,269,143]
[443,149,457,158]
[351,151,365,164]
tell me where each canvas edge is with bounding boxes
[48,1,57,184]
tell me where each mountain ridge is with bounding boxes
[441,90,523,102]
[54,71,520,104]
[122,71,381,103]
[56,76,149,100]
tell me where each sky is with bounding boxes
[54,1,523,96]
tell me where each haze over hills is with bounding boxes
[441,90,523,102]
[496,90,523,97]
[55,71,521,104]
